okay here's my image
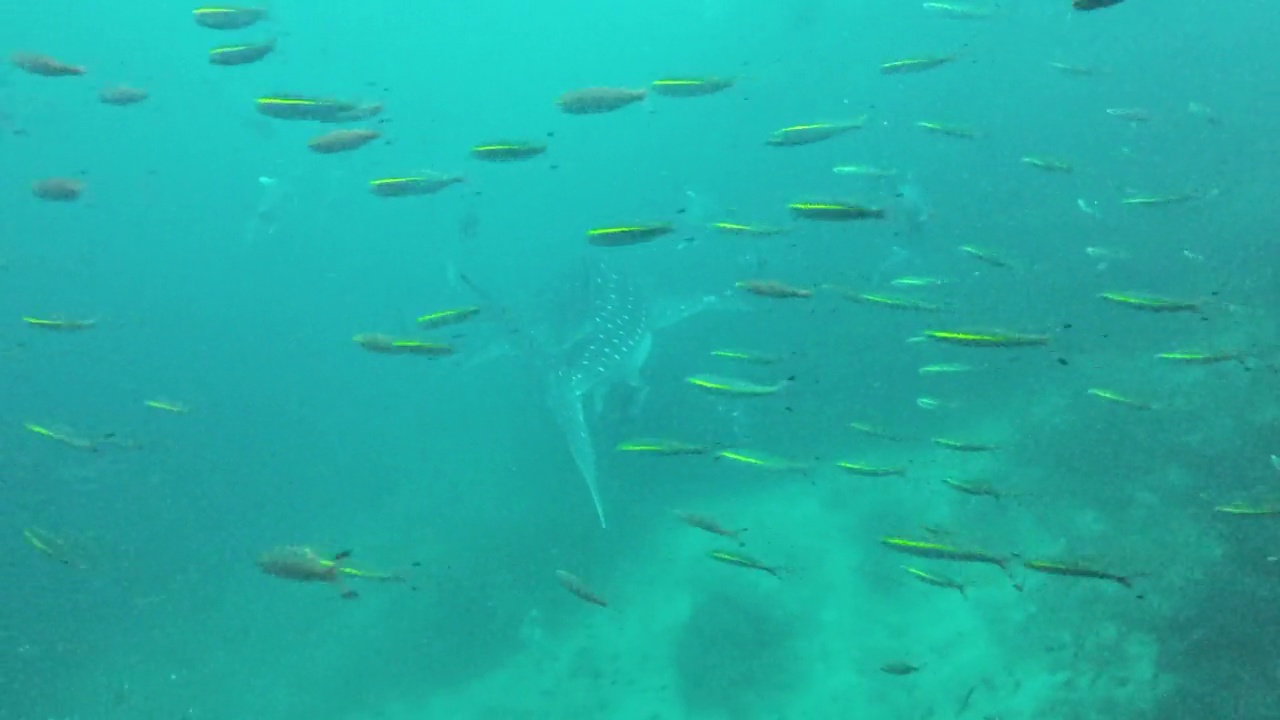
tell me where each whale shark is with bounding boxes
[454,255,741,528]
[544,261,652,528]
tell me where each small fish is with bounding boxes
[353,333,453,357]
[369,173,463,197]
[891,276,949,288]
[916,396,950,411]
[1106,107,1151,122]
[208,39,275,66]
[1021,559,1134,588]
[880,55,957,75]
[766,119,866,146]
[1073,0,1124,10]
[1098,292,1202,313]
[1120,193,1197,207]
[99,86,148,106]
[256,546,360,599]
[921,330,1049,348]
[941,477,1003,499]
[144,399,190,414]
[710,349,783,365]
[255,94,362,121]
[880,537,1008,569]
[932,438,999,453]
[837,290,943,312]
[23,316,95,330]
[1085,246,1130,263]
[31,178,85,202]
[416,306,480,330]
[922,2,995,18]
[1154,350,1241,365]
[1214,502,1280,516]
[715,448,811,473]
[916,121,977,138]
[880,662,923,675]
[649,76,735,98]
[23,422,99,452]
[675,511,747,545]
[736,279,811,299]
[23,527,89,569]
[686,374,790,397]
[557,87,646,114]
[586,223,674,247]
[707,221,789,237]
[470,140,547,162]
[555,570,608,607]
[1021,156,1073,173]
[832,164,898,178]
[708,550,784,577]
[918,363,972,375]
[193,6,269,29]
[616,438,708,455]
[308,128,380,154]
[788,201,885,221]
[1048,61,1103,76]
[959,245,1013,268]
[848,421,912,442]
[1086,388,1154,410]
[835,461,906,477]
[902,566,967,597]
[11,52,85,77]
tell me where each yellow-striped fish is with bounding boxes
[470,140,547,161]
[1021,156,1073,173]
[1098,292,1201,313]
[836,461,906,477]
[916,121,977,138]
[144,399,190,414]
[918,363,973,375]
[902,566,968,596]
[932,437,999,452]
[708,550,784,577]
[710,349,784,365]
[208,39,275,66]
[880,55,958,74]
[416,306,480,329]
[880,537,1008,569]
[369,173,464,197]
[1154,350,1241,365]
[707,221,789,236]
[1086,388,1153,410]
[715,448,810,473]
[686,374,790,397]
[616,438,709,455]
[586,223,674,247]
[1214,501,1280,516]
[921,330,1049,348]
[650,77,735,97]
[788,200,885,221]
[767,118,866,146]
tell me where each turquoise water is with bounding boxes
[3,1,1279,718]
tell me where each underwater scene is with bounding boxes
[3,0,1279,718]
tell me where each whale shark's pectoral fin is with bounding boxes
[622,332,654,418]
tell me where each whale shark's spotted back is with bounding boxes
[558,261,649,396]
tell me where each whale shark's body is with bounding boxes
[544,263,653,527]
